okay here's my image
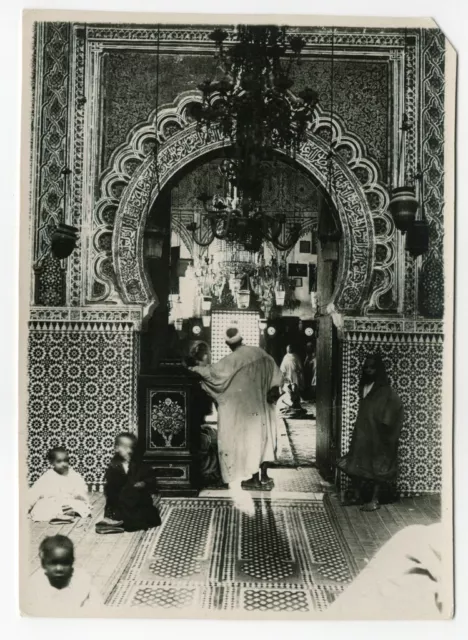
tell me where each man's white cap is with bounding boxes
[225,325,243,345]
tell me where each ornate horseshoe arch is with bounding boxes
[91,91,394,318]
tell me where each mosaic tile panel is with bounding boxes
[211,311,260,363]
[27,322,138,487]
[105,496,356,614]
[341,331,444,494]
[148,508,213,579]
[243,588,310,612]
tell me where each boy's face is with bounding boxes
[41,546,74,589]
[116,436,134,462]
[52,451,69,475]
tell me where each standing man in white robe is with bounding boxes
[190,326,283,513]
[280,344,304,392]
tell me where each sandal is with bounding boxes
[49,516,75,524]
[95,521,125,534]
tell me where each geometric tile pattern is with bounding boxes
[27,323,138,488]
[105,496,356,614]
[300,509,351,582]
[148,508,213,579]
[211,311,260,363]
[133,587,196,609]
[243,589,309,612]
[341,332,444,494]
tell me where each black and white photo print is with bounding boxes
[18,10,455,620]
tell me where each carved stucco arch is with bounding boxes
[93,91,394,317]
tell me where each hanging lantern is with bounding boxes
[318,199,341,245]
[236,289,251,310]
[202,315,211,328]
[230,276,242,294]
[51,223,79,260]
[275,288,286,306]
[405,220,429,258]
[144,229,164,259]
[258,318,267,331]
[388,186,419,233]
[174,318,184,331]
[202,296,212,311]
[264,301,273,319]
[321,241,339,262]
[310,292,317,311]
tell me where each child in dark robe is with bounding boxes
[100,432,161,533]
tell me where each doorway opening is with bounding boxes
[139,153,341,483]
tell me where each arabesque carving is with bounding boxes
[90,90,394,317]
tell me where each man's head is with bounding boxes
[361,354,387,386]
[286,344,293,354]
[225,326,243,351]
[39,535,74,589]
[47,447,70,476]
[190,341,210,364]
[114,432,137,462]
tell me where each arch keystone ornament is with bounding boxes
[91,91,394,317]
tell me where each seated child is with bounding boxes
[28,447,91,523]
[24,535,101,615]
[101,432,161,533]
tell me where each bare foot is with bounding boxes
[340,498,360,507]
[360,501,380,512]
[101,517,124,526]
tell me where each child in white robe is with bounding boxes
[28,447,91,523]
[24,535,101,615]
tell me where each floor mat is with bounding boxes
[105,494,357,615]
[284,419,316,466]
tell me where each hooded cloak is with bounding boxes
[337,353,404,482]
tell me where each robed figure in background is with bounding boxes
[186,341,223,488]
[303,341,316,400]
[280,344,304,392]
[337,353,404,512]
[189,326,283,513]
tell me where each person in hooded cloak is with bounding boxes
[337,353,404,511]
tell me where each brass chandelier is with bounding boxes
[188,25,319,252]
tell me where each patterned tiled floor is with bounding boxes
[26,403,441,616]
[105,494,355,613]
[27,477,441,615]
